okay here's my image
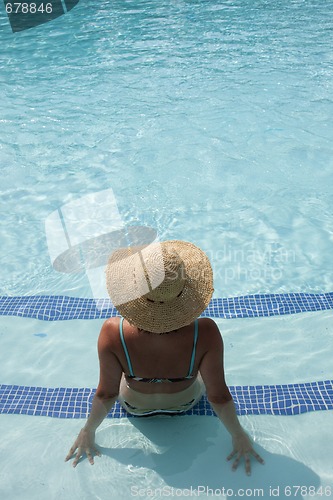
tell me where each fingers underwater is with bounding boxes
[226,449,237,461]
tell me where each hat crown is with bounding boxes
[145,250,185,302]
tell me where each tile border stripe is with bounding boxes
[0,292,332,321]
[1,380,332,418]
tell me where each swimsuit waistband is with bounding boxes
[118,375,205,416]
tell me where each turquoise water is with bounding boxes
[1,1,333,498]
[1,0,333,299]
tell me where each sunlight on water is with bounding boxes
[1,0,333,298]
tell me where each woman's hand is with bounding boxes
[65,427,101,468]
[227,429,264,476]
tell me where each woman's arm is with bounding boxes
[65,319,123,467]
[65,394,116,467]
[199,318,264,475]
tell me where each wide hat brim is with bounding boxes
[105,240,214,333]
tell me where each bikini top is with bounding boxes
[119,317,199,383]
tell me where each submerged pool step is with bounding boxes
[1,380,332,418]
[0,292,332,321]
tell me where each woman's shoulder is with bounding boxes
[198,317,219,332]
[101,316,121,334]
[98,317,122,351]
[197,317,223,347]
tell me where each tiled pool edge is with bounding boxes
[1,294,332,418]
[0,292,333,321]
[1,380,332,418]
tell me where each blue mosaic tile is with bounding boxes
[0,292,332,321]
[1,295,332,419]
[0,380,332,418]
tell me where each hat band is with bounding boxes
[146,288,184,305]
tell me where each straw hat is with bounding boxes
[105,240,214,333]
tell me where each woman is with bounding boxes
[65,240,264,475]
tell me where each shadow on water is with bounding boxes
[97,416,320,499]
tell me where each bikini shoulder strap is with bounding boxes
[119,317,134,377]
[187,319,199,377]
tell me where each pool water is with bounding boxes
[1,0,333,498]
